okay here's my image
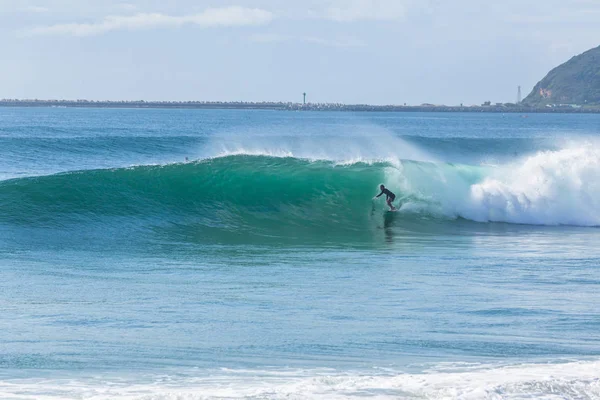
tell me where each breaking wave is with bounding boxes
[1,145,599,243]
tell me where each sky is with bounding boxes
[1,0,599,105]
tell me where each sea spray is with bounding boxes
[202,126,438,166]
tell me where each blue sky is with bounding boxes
[1,0,599,105]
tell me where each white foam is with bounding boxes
[0,360,598,399]
[464,146,600,226]
[388,145,600,227]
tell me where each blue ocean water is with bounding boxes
[1,108,600,399]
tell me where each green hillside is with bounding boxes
[523,45,600,106]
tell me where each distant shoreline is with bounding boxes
[1,100,599,113]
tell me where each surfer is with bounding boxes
[374,184,396,211]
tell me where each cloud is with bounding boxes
[250,33,365,47]
[325,0,408,22]
[24,6,275,37]
[508,7,600,24]
[24,5,49,13]
[117,3,138,12]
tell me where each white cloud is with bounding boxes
[508,7,600,24]
[24,5,49,13]
[325,0,408,22]
[250,33,365,47]
[24,6,275,36]
[117,3,137,12]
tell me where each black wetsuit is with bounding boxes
[376,188,396,201]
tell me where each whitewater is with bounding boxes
[1,108,600,399]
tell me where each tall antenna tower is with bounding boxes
[517,86,522,104]
[303,92,306,105]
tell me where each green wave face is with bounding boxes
[0,156,398,242]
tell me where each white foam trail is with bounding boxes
[0,360,598,399]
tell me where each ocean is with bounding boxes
[1,107,599,399]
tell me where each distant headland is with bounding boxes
[523,44,600,107]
